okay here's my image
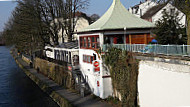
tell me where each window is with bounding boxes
[73,55,79,66]
[80,37,84,47]
[104,35,124,44]
[91,56,94,63]
[79,35,99,49]
[83,55,86,62]
[104,37,111,44]
[88,37,91,48]
[113,37,117,44]
[117,36,124,44]
[92,37,95,48]
[84,37,87,47]
[93,54,96,60]
[87,56,91,63]
[83,54,94,64]
[96,37,100,48]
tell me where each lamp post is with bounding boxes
[124,27,127,50]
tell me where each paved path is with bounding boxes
[15,55,112,107]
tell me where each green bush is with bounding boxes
[103,48,139,107]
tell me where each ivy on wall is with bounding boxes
[103,48,139,107]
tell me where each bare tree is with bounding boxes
[38,0,89,45]
[38,0,63,45]
[2,0,89,56]
[63,0,89,42]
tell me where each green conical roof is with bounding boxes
[79,0,155,32]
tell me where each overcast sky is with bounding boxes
[0,0,142,32]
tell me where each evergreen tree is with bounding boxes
[154,0,190,45]
[154,9,186,45]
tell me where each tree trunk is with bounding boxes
[68,33,72,42]
[54,34,59,45]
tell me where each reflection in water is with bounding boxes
[0,46,59,107]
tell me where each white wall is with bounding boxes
[129,0,157,17]
[78,33,113,99]
[152,3,186,26]
[138,60,190,107]
[79,49,113,99]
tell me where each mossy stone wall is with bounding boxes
[34,58,73,88]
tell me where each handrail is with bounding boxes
[102,44,190,57]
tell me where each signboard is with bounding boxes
[68,66,72,71]
[93,61,99,67]
[93,60,100,72]
[97,81,100,87]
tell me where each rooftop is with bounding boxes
[141,3,166,19]
[79,0,155,32]
[57,41,79,49]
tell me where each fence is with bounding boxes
[102,44,190,57]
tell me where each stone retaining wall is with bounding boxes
[34,57,73,88]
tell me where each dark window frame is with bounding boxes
[79,35,100,49]
[83,54,95,64]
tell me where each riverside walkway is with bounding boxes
[13,53,112,107]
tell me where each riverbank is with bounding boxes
[0,46,59,107]
[11,50,112,107]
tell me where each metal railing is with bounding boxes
[102,44,190,57]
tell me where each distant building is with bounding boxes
[141,3,186,26]
[128,0,157,17]
[129,0,186,26]
[50,12,90,45]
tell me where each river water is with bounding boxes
[0,46,59,107]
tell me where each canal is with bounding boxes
[0,46,59,107]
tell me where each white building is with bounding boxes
[77,0,155,99]
[129,0,186,26]
[128,0,157,17]
[50,16,89,45]
[141,3,186,26]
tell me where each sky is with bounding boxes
[0,1,17,32]
[0,0,141,32]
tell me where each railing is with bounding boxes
[102,44,190,57]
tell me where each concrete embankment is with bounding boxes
[11,51,111,107]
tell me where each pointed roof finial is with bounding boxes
[113,0,121,4]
